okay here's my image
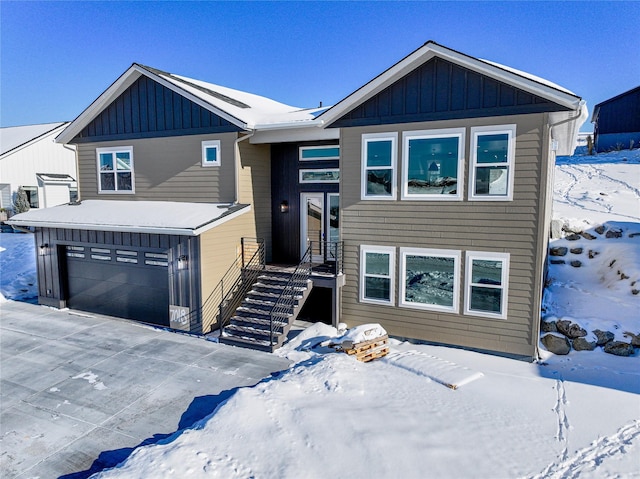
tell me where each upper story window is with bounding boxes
[469,125,516,201]
[97,146,134,193]
[464,251,510,319]
[202,140,221,167]
[299,145,340,161]
[402,128,465,200]
[361,132,397,200]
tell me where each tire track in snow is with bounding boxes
[529,420,640,479]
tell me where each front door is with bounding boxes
[301,192,324,261]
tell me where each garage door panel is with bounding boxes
[65,253,169,327]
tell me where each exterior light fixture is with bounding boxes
[39,244,49,256]
[280,200,289,213]
[177,255,189,270]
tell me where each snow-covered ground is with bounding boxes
[1,148,638,478]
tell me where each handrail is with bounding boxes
[308,240,344,275]
[188,238,264,333]
[268,245,313,346]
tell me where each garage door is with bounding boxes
[64,246,170,326]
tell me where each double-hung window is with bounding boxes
[97,147,134,193]
[469,125,516,200]
[361,133,397,200]
[360,245,395,305]
[399,247,461,313]
[402,128,465,200]
[202,140,221,167]
[464,251,510,319]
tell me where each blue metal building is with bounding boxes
[591,86,640,152]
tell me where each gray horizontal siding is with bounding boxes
[76,132,237,202]
[339,113,549,358]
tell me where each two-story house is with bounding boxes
[9,41,586,359]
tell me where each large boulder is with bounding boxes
[557,320,587,339]
[593,329,615,346]
[540,319,557,333]
[572,337,596,351]
[604,341,634,357]
[541,334,571,355]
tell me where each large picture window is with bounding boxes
[469,125,516,201]
[399,247,461,313]
[361,133,397,200]
[360,245,395,305]
[96,146,134,193]
[464,251,510,319]
[402,128,465,200]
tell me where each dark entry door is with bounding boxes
[64,247,170,326]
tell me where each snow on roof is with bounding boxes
[480,59,577,96]
[150,68,320,128]
[7,200,250,236]
[0,122,67,156]
[36,173,76,183]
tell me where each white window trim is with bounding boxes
[96,146,135,194]
[299,145,340,161]
[299,168,340,184]
[468,124,516,201]
[399,247,461,313]
[201,140,221,167]
[401,127,465,201]
[361,132,398,201]
[360,245,396,306]
[464,251,510,320]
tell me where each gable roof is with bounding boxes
[0,122,68,157]
[317,41,585,126]
[56,64,321,144]
[591,85,640,122]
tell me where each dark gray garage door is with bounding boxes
[64,246,170,326]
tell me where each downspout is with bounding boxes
[233,131,255,204]
[62,143,80,203]
[535,100,587,360]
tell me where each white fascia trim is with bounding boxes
[56,66,144,144]
[319,43,582,126]
[253,119,325,131]
[250,126,340,144]
[146,68,249,130]
[1,123,69,160]
[7,204,251,237]
[56,65,249,144]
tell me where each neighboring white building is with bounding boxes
[0,122,77,214]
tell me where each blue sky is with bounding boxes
[1,1,638,130]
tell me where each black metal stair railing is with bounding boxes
[309,240,344,275]
[268,245,313,346]
[193,238,265,333]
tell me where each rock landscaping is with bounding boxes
[541,223,639,357]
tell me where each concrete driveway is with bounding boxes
[0,300,292,478]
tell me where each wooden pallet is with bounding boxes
[342,335,389,362]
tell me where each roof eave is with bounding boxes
[55,64,250,145]
[319,41,583,126]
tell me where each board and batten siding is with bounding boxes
[339,113,551,358]
[238,141,272,261]
[199,210,257,332]
[75,132,237,202]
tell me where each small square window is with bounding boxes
[202,140,221,167]
[360,245,396,305]
[464,251,510,319]
[469,125,516,201]
[361,133,397,200]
